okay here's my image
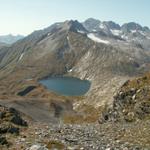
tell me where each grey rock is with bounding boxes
[28,144,48,150]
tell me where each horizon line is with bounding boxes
[1,18,149,36]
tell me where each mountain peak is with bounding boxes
[84,18,101,24]
[121,22,143,32]
[103,21,121,30]
[64,20,87,33]
[83,18,101,32]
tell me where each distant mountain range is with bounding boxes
[0,34,24,44]
[0,18,150,107]
[83,18,150,50]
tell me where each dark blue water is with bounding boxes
[39,77,91,96]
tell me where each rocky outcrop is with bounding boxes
[0,105,27,146]
[0,105,27,126]
[100,73,150,123]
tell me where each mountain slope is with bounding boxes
[0,21,89,79]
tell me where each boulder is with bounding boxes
[10,115,27,126]
[28,144,48,150]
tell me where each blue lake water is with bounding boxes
[39,76,91,96]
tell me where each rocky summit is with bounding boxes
[1,18,150,149]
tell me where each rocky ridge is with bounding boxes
[100,72,150,123]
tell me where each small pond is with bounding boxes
[39,76,91,96]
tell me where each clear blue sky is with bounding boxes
[0,0,149,35]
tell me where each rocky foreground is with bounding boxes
[1,120,150,150]
[1,104,150,150]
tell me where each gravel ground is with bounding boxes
[2,120,150,150]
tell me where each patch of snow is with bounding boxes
[68,69,73,72]
[121,34,129,40]
[87,33,110,44]
[129,57,134,61]
[92,29,97,32]
[19,53,24,61]
[139,31,146,36]
[67,36,69,40]
[77,30,85,34]
[84,51,91,59]
[86,76,93,81]
[99,23,105,29]
[47,33,51,36]
[131,30,137,33]
[111,29,122,36]
[147,36,150,40]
